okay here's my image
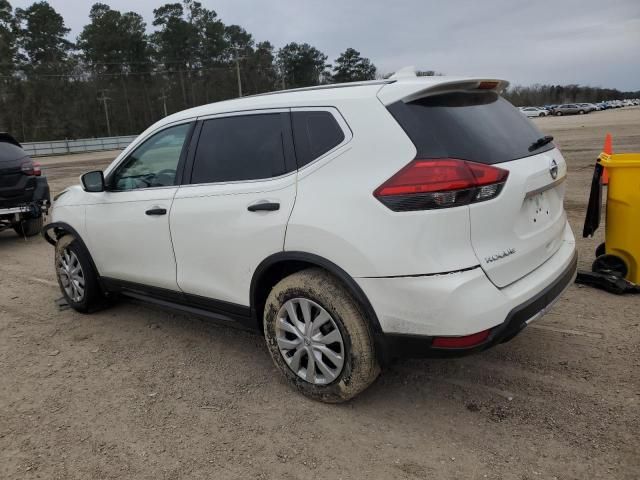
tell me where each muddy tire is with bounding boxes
[13,215,43,237]
[263,268,380,403]
[55,236,104,313]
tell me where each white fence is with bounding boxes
[22,135,138,157]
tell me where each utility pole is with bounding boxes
[97,90,112,137]
[159,89,169,117]
[232,46,244,97]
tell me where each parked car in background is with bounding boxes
[0,133,50,237]
[576,103,597,113]
[44,73,577,402]
[519,106,548,117]
[553,104,588,115]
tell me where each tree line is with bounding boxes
[0,1,637,142]
[503,84,639,107]
[0,0,376,142]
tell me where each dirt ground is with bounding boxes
[1,108,639,480]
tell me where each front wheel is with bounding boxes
[556,111,562,116]
[13,215,43,237]
[263,269,380,403]
[55,236,104,313]
[579,110,585,115]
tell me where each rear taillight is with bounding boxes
[20,161,41,176]
[373,158,508,212]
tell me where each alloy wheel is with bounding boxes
[57,248,85,303]
[276,298,345,385]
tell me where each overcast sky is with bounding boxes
[10,0,640,90]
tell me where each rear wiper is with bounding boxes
[529,135,554,152]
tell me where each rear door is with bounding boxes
[385,89,568,287]
[170,110,297,307]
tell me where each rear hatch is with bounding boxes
[382,81,567,287]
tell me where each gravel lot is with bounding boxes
[1,108,639,479]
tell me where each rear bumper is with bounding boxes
[376,251,576,359]
[356,222,577,360]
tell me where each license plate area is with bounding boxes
[525,191,553,226]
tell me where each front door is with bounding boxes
[84,122,194,290]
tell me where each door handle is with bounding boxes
[145,207,167,216]
[247,202,280,212]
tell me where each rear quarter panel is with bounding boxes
[285,97,479,277]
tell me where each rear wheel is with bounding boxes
[55,237,104,312]
[579,110,585,115]
[263,268,380,403]
[13,215,43,237]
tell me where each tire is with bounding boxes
[13,215,43,237]
[592,254,628,278]
[540,113,546,117]
[556,111,562,116]
[596,242,606,258]
[55,236,104,313]
[263,268,380,403]
[579,110,585,115]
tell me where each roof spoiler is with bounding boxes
[377,71,509,105]
[0,132,22,148]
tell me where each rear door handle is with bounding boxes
[145,207,167,216]
[247,202,280,212]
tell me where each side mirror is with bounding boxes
[81,170,105,192]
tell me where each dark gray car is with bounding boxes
[553,104,587,116]
[0,133,50,236]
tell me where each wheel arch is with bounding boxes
[43,221,103,283]
[250,252,382,334]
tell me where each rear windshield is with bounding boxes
[0,142,27,163]
[387,91,553,164]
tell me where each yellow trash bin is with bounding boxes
[599,152,640,283]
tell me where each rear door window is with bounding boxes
[387,91,554,164]
[292,111,345,167]
[191,113,290,184]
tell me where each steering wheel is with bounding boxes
[154,169,177,187]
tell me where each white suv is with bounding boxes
[44,72,577,402]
